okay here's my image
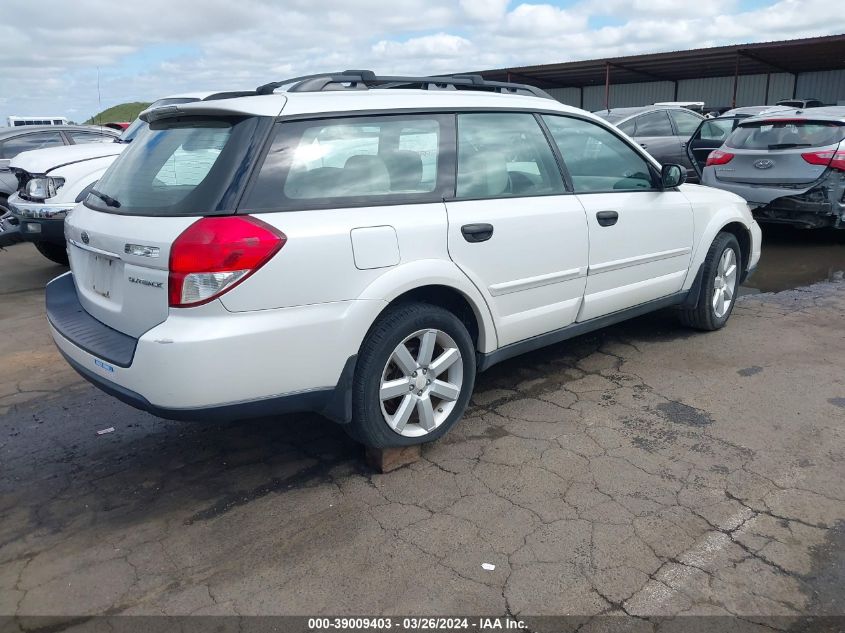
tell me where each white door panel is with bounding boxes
[579,269,687,322]
[445,196,589,347]
[577,191,693,322]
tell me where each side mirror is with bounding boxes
[661,164,686,188]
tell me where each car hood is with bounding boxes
[10,142,125,175]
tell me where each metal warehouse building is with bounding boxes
[479,34,845,112]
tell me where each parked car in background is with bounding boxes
[776,98,824,109]
[697,107,845,229]
[594,105,704,181]
[1,125,119,213]
[5,94,209,263]
[685,107,793,171]
[46,71,760,448]
[0,125,119,247]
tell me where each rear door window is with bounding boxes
[633,111,674,137]
[455,112,564,198]
[243,114,451,210]
[726,120,845,150]
[85,115,267,216]
[699,119,735,141]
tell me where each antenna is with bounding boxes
[96,67,102,129]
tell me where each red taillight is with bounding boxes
[169,216,286,307]
[705,150,734,167]
[801,150,845,171]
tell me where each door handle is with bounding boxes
[596,211,619,227]
[461,223,494,243]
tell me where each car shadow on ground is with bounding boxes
[0,306,694,538]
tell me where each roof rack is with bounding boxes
[254,70,554,100]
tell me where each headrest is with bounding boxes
[385,150,424,191]
[343,155,390,195]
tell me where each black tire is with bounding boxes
[347,302,476,448]
[34,241,69,266]
[679,232,741,331]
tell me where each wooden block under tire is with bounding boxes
[365,444,421,473]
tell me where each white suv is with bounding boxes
[46,71,762,448]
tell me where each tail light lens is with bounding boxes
[169,216,286,307]
[801,150,845,171]
[705,150,734,167]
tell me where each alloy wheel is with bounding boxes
[712,247,738,319]
[379,328,464,437]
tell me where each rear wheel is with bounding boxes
[34,241,69,266]
[679,232,741,331]
[348,302,475,448]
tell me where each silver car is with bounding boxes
[697,107,845,229]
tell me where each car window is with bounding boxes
[542,115,655,193]
[0,131,65,159]
[699,119,735,141]
[244,115,447,211]
[618,119,637,136]
[670,110,702,136]
[456,113,564,199]
[68,131,115,144]
[633,111,674,137]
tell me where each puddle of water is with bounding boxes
[740,226,845,294]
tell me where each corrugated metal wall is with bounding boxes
[548,70,843,112]
[545,87,581,107]
[796,69,845,104]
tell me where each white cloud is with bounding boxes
[0,0,842,123]
[460,0,510,22]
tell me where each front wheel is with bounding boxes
[34,241,69,266]
[35,242,68,266]
[348,302,476,448]
[679,232,741,331]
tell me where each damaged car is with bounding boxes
[692,107,845,229]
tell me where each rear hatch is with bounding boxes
[716,118,845,186]
[65,111,273,338]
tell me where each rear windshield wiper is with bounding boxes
[89,189,121,208]
[767,143,812,149]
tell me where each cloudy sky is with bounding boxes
[1,0,842,123]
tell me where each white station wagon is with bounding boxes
[46,71,762,447]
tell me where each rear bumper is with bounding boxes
[46,272,365,423]
[57,347,355,423]
[706,172,845,229]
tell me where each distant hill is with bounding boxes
[85,102,151,124]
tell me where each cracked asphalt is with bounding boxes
[1,238,844,629]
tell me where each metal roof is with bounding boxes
[479,34,845,88]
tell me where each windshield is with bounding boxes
[117,97,202,143]
[87,115,267,216]
[726,120,845,150]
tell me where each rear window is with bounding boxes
[726,120,845,150]
[86,115,267,216]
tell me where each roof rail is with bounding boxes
[254,70,554,100]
